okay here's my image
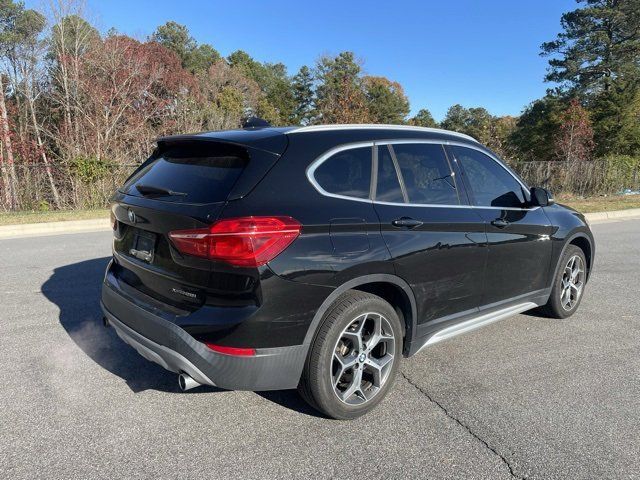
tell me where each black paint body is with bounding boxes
[101,126,594,390]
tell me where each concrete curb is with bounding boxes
[0,207,639,239]
[0,218,110,239]
[584,208,640,223]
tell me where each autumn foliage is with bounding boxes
[0,0,639,211]
[554,99,595,163]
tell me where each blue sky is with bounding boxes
[29,0,575,121]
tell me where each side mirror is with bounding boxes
[530,187,555,207]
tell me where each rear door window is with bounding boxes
[376,145,405,203]
[122,142,248,204]
[392,143,459,205]
[313,147,372,199]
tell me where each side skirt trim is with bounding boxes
[415,302,537,354]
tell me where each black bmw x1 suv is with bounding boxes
[101,123,594,419]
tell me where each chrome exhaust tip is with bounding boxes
[178,373,200,391]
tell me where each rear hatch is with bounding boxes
[110,138,284,312]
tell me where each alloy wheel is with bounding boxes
[331,312,395,405]
[560,254,585,311]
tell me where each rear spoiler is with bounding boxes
[157,128,290,156]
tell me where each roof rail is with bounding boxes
[285,124,477,142]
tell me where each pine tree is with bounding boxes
[541,0,640,95]
[314,52,370,124]
[408,109,437,128]
[291,65,314,125]
[363,76,409,124]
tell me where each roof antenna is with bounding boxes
[242,117,271,129]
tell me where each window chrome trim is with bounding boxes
[372,199,540,211]
[306,141,376,204]
[306,139,540,212]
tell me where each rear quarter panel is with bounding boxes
[221,132,395,288]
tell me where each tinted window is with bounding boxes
[122,143,247,204]
[376,145,404,202]
[393,143,459,205]
[314,147,372,199]
[452,146,525,208]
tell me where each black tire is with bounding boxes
[298,290,403,420]
[539,244,587,319]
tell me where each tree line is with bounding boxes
[0,0,639,211]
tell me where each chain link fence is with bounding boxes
[3,157,640,212]
[517,158,640,197]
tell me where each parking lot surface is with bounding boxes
[1,219,639,479]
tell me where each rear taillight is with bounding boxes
[169,216,301,267]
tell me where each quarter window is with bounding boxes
[451,146,526,208]
[392,143,459,205]
[314,147,372,199]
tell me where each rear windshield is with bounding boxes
[121,142,248,204]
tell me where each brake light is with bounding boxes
[205,343,256,356]
[169,216,301,267]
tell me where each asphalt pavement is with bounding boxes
[1,218,639,479]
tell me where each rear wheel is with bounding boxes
[540,245,587,319]
[299,291,402,420]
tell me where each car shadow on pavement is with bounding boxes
[521,306,551,318]
[41,257,218,394]
[256,390,326,418]
[41,257,324,417]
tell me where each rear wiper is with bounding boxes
[135,184,187,197]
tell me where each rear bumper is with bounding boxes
[104,310,217,387]
[101,283,307,391]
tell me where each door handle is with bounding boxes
[392,217,423,229]
[491,218,509,228]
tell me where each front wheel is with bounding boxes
[539,245,587,319]
[298,291,403,420]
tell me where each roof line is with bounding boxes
[285,124,477,142]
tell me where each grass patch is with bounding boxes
[558,194,640,213]
[0,209,108,225]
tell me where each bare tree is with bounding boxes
[11,8,62,208]
[0,74,18,209]
[47,0,97,158]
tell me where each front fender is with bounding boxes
[544,204,595,284]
